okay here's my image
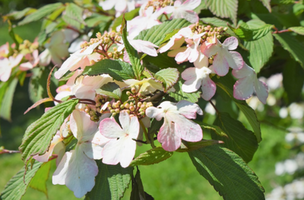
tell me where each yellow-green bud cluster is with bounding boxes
[191,23,228,41]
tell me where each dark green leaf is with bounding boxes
[96,82,121,99]
[85,161,133,200]
[130,169,154,200]
[0,162,44,200]
[259,0,271,12]
[283,59,304,103]
[212,113,258,163]
[177,140,224,152]
[82,59,135,81]
[229,22,273,41]
[19,99,79,165]
[29,161,51,196]
[155,68,179,90]
[0,78,18,121]
[274,32,304,68]
[18,3,63,25]
[189,145,265,200]
[204,0,238,24]
[135,19,190,46]
[130,147,173,166]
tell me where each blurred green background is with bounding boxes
[0,1,303,200]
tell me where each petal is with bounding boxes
[128,115,140,139]
[52,152,71,185]
[232,63,254,79]
[119,110,131,131]
[145,107,164,121]
[177,100,203,118]
[193,52,208,68]
[174,116,203,142]
[181,67,201,93]
[201,77,216,101]
[158,122,181,152]
[130,39,158,57]
[203,42,221,57]
[223,36,238,50]
[225,51,244,70]
[233,77,254,100]
[99,118,124,138]
[254,79,268,104]
[213,53,229,76]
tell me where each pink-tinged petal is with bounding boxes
[177,100,203,118]
[99,0,116,10]
[73,85,96,100]
[223,36,238,50]
[187,43,200,63]
[232,63,254,79]
[194,52,208,68]
[254,80,268,104]
[174,116,202,142]
[114,1,127,12]
[33,134,63,162]
[233,77,254,100]
[183,0,201,10]
[146,107,164,121]
[167,47,186,58]
[159,34,184,53]
[102,136,136,168]
[212,53,229,76]
[182,67,201,93]
[128,115,140,139]
[52,152,71,185]
[130,39,158,57]
[175,48,191,63]
[64,149,98,198]
[119,110,131,131]
[70,110,98,141]
[99,118,125,138]
[201,77,216,101]
[81,141,103,160]
[203,42,220,57]
[225,51,244,70]
[158,122,181,152]
[54,55,82,79]
[178,10,199,23]
[19,62,33,71]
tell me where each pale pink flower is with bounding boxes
[232,63,268,104]
[53,110,109,198]
[54,41,102,79]
[19,50,39,71]
[129,39,158,56]
[181,54,216,100]
[0,54,23,82]
[163,0,201,23]
[99,0,144,17]
[203,36,244,76]
[0,42,9,59]
[99,110,139,168]
[146,100,203,151]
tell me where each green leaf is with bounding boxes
[259,0,271,12]
[4,7,36,20]
[62,3,85,30]
[169,80,201,103]
[130,147,173,166]
[154,68,179,90]
[0,78,18,121]
[82,59,135,81]
[200,17,236,36]
[288,26,304,35]
[188,145,265,200]
[0,162,44,200]
[29,161,51,197]
[18,3,63,25]
[177,140,224,152]
[204,0,238,25]
[200,123,228,137]
[283,59,304,103]
[229,22,273,41]
[85,161,132,200]
[121,19,143,79]
[130,169,154,200]
[135,19,191,46]
[243,19,274,73]
[212,113,258,163]
[19,99,79,165]
[85,14,113,27]
[215,76,262,142]
[96,82,121,99]
[143,53,181,71]
[111,8,139,31]
[274,32,304,68]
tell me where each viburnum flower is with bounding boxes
[232,63,268,104]
[52,110,110,198]
[99,0,143,17]
[19,50,39,71]
[54,41,102,79]
[0,54,23,82]
[99,110,139,168]
[146,100,203,151]
[163,0,201,23]
[181,54,216,101]
[203,36,243,76]
[0,42,9,58]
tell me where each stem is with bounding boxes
[272,27,292,34]
[0,149,20,155]
[209,100,219,114]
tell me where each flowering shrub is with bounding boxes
[1,0,304,199]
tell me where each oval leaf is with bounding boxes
[130,147,173,166]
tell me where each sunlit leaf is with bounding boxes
[259,0,271,12]
[130,147,173,166]
[204,0,238,24]
[29,161,51,197]
[288,26,304,35]
[155,68,179,90]
[0,78,18,121]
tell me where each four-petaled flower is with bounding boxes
[146,100,203,151]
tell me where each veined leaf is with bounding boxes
[215,76,262,142]
[229,22,273,41]
[155,68,179,91]
[213,113,258,163]
[19,99,79,165]
[177,140,224,152]
[204,0,238,24]
[135,19,190,46]
[0,78,18,121]
[18,3,63,25]
[288,26,304,35]
[85,161,133,200]
[0,162,44,200]
[29,161,51,197]
[96,82,121,99]
[169,80,201,103]
[3,7,36,21]
[189,145,265,200]
[82,59,135,81]
[243,19,274,73]
[62,3,85,29]
[274,32,304,68]
[259,0,271,12]
[130,147,173,166]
